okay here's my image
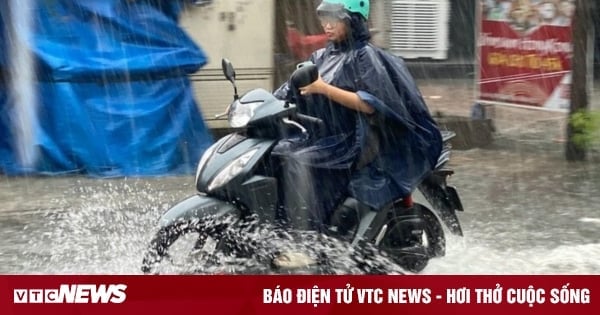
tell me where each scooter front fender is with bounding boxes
[158,194,238,229]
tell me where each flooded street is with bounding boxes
[427,141,600,274]
[1,79,599,275]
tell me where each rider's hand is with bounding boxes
[298,75,375,114]
[299,75,327,96]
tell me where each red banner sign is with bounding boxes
[0,275,597,315]
[478,1,574,111]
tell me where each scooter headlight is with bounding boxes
[195,142,219,185]
[207,148,258,192]
[228,101,262,128]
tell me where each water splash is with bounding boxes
[7,0,39,169]
[425,235,600,274]
[5,179,407,275]
[3,179,600,275]
[6,180,183,274]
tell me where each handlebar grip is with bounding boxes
[295,113,325,129]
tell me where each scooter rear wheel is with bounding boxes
[378,204,445,273]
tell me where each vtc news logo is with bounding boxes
[13,284,127,304]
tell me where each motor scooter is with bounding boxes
[141,59,464,274]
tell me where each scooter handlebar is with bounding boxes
[294,113,325,131]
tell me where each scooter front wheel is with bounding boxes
[141,214,240,274]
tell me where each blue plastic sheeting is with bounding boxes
[0,5,6,67]
[31,79,211,177]
[33,0,203,81]
[0,89,12,171]
[0,0,214,177]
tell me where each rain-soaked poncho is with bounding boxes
[273,14,442,227]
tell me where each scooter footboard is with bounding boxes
[158,195,239,229]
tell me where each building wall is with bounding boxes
[179,1,275,125]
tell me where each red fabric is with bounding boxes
[286,27,329,60]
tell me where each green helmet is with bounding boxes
[316,0,370,20]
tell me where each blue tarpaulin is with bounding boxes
[0,8,6,66]
[0,0,213,176]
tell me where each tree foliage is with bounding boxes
[569,110,600,149]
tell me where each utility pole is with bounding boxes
[566,0,593,161]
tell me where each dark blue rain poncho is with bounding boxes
[273,14,442,227]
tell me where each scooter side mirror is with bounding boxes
[221,58,239,100]
[290,62,318,90]
[221,58,236,83]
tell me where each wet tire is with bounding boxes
[141,214,239,274]
[378,205,445,273]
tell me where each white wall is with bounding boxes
[179,0,275,126]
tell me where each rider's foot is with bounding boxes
[272,252,317,269]
[329,204,359,239]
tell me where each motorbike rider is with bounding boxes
[272,0,443,237]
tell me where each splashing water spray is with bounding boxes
[7,0,39,169]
